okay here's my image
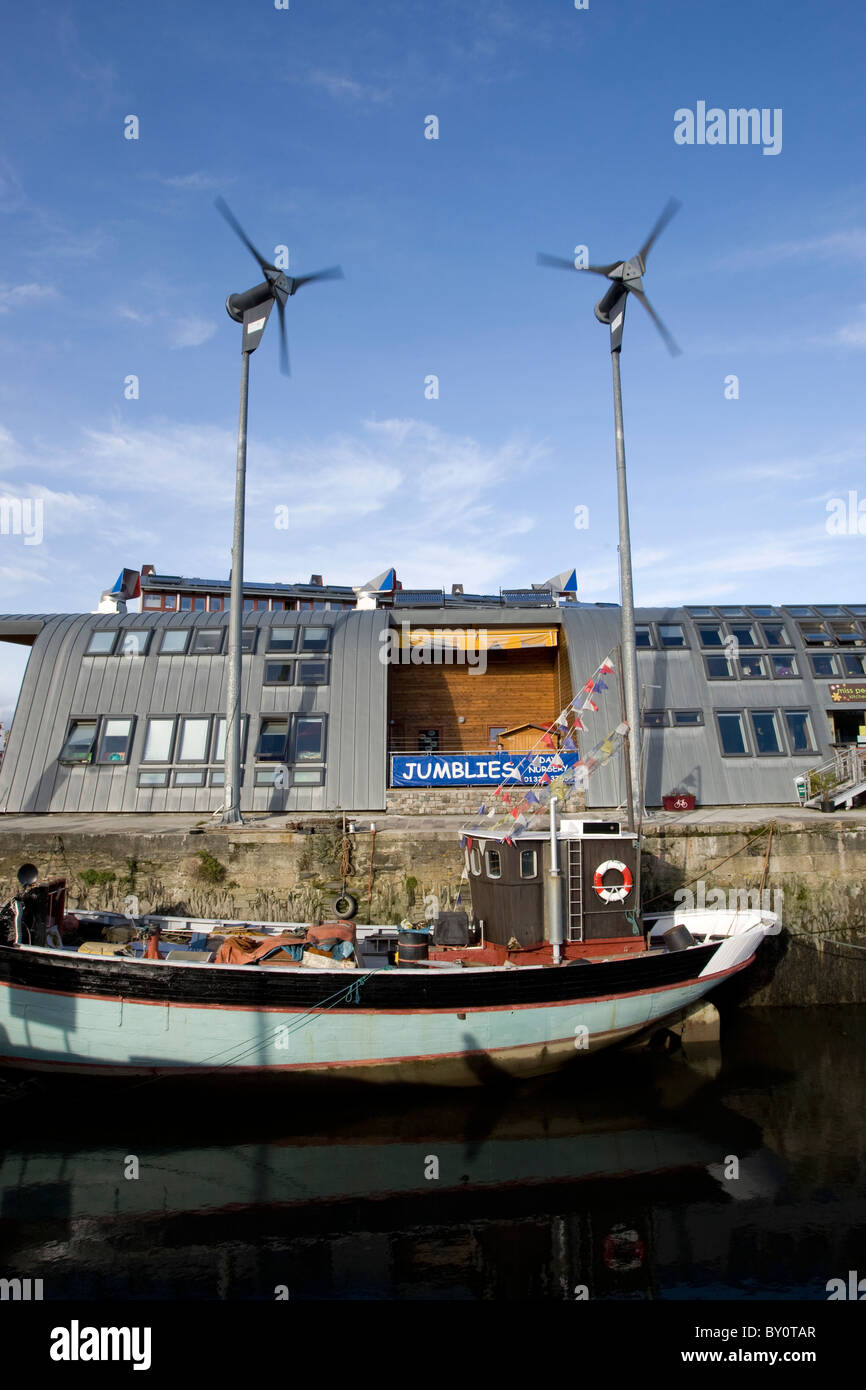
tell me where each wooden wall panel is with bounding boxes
[388,650,558,752]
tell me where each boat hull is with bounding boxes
[0,932,763,1085]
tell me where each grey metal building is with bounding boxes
[0,601,861,814]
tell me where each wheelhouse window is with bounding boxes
[177,717,210,762]
[784,709,816,754]
[485,849,502,879]
[294,716,326,763]
[771,655,797,678]
[300,625,330,652]
[697,624,724,648]
[658,624,686,648]
[738,655,766,679]
[59,721,97,764]
[717,711,748,755]
[761,623,790,648]
[191,629,224,654]
[142,718,175,762]
[159,630,189,654]
[469,848,481,875]
[96,717,134,764]
[750,709,782,755]
[672,710,703,726]
[267,627,297,652]
[705,655,732,679]
[85,631,116,655]
[256,720,289,761]
[520,849,538,878]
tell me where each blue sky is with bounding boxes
[1,0,865,717]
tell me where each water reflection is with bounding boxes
[1,1007,865,1300]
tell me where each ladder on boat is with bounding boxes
[567,839,583,941]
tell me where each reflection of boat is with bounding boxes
[0,826,776,1084]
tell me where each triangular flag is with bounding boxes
[541,732,556,749]
[563,734,578,752]
[600,660,614,674]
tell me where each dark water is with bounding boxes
[1,1006,865,1301]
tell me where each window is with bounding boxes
[717,606,747,618]
[138,770,169,787]
[418,728,440,752]
[771,654,797,678]
[784,709,816,754]
[799,623,833,645]
[520,849,538,878]
[142,718,175,762]
[159,630,189,654]
[739,655,766,678]
[163,594,177,610]
[642,710,667,727]
[658,624,686,648]
[750,710,782,755]
[264,661,294,685]
[485,849,501,879]
[842,654,866,677]
[294,717,326,763]
[293,768,324,785]
[142,594,162,610]
[96,717,134,764]
[847,605,866,616]
[634,625,653,648]
[297,660,329,685]
[240,628,257,654]
[698,624,724,648]
[811,654,836,677]
[832,622,865,646]
[705,655,732,679]
[749,606,776,617]
[210,770,226,786]
[208,596,223,611]
[489,726,507,743]
[816,605,847,617]
[267,627,297,652]
[729,624,757,648]
[469,848,481,875]
[213,717,246,763]
[785,606,814,617]
[686,606,716,618]
[191,629,224,654]
[243,598,256,611]
[59,720,97,763]
[672,710,703,726]
[114,630,149,657]
[257,720,289,760]
[85,631,116,655]
[177,717,210,762]
[173,769,206,787]
[255,766,284,786]
[717,711,748,755]
[301,625,330,652]
[761,623,790,648]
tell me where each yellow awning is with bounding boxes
[398,627,558,651]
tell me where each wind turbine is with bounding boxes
[538,198,681,831]
[215,198,343,824]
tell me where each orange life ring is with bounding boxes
[592,859,633,904]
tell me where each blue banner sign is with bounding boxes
[390,753,582,787]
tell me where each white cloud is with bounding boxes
[0,283,58,314]
[158,172,222,191]
[170,316,217,349]
[308,70,390,103]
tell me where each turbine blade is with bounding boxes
[536,252,617,277]
[215,198,277,275]
[638,197,681,265]
[630,287,681,357]
[290,265,344,293]
[276,297,290,376]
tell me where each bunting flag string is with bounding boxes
[460,648,626,842]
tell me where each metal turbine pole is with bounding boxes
[605,292,642,832]
[223,346,250,825]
